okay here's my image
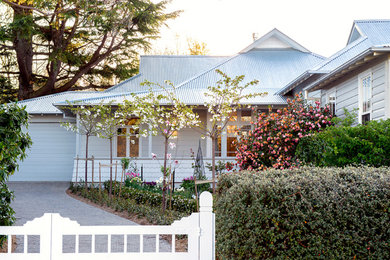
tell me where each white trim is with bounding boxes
[358,69,373,124]
[206,112,212,158]
[385,57,390,119]
[239,28,310,53]
[148,125,153,158]
[76,113,81,156]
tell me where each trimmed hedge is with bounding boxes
[296,119,390,167]
[216,167,390,259]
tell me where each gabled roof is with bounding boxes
[105,55,228,93]
[239,28,311,53]
[281,20,390,94]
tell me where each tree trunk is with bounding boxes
[211,135,216,193]
[162,137,168,212]
[12,8,34,100]
[109,137,113,196]
[85,134,89,189]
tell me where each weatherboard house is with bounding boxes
[12,20,390,182]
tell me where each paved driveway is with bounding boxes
[7,182,170,253]
[8,182,136,226]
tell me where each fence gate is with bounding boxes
[0,192,215,260]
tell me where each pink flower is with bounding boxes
[169,142,176,149]
[151,153,157,159]
[174,160,179,165]
[167,153,171,159]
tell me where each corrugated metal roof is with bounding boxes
[176,49,323,91]
[56,87,287,106]
[355,20,390,46]
[105,55,229,93]
[63,49,321,106]
[283,20,390,93]
[18,91,103,114]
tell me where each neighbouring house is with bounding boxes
[279,20,390,124]
[11,20,390,182]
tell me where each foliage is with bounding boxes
[180,175,210,197]
[198,69,265,191]
[187,38,209,55]
[205,160,232,175]
[0,0,178,99]
[216,167,390,259]
[61,102,102,187]
[236,94,333,170]
[103,181,197,214]
[0,76,17,104]
[296,119,390,167]
[123,82,200,210]
[331,108,358,127]
[121,157,130,170]
[69,184,187,225]
[0,103,31,246]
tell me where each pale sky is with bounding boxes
[149,0,390,57]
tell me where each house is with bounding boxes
[279,20,390,124]
[12,20,390,182]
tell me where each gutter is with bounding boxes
[303,47,390,92]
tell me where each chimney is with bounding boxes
[252,33,259,42]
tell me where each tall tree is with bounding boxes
[0,0,178,100]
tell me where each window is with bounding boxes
[361,75,372,123]
[328,92,336,116]
[117,118,140,157]
[215,110,253,157]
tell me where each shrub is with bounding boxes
[215,167,390,259]
[0,103,31,240]
[102,181,197,214]
[236,94,333,170]
[69,184,187,225]
[296,119,390,167]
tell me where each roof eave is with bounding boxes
[304,48,390,92]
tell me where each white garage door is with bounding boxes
[10,122,76,181]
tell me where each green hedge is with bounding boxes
[215,167,390,259]
[103,181,197,214]
[296,119,390,167]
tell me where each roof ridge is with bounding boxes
[174,54,239,90]
[354,19,390,23]
[104,73,142,92]
[313,36,369,71]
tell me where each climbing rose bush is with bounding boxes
[236,94,333,170]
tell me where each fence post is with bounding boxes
[199,191,215,260]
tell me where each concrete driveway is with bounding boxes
[8,182,136,226]
[7,182,170,253]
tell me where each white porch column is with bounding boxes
[148,124,153,157]
[75,113,81,156]
[206,112,212,158]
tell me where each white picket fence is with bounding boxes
[0,192,215,260]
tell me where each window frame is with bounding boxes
[115,119,142,158]
[217,109,254,158]
[359,72,373,124]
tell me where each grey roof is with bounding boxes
[59,87,287,106]
[105,55,229,93]
[281,20,390,93]
[63,49,322,106]
[18,92,103,114]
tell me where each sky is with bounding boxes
[149,0,390,57]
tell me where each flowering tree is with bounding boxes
[62,102,101,188]
[123,81,201,211]
[198,69,265,192]
[96,104,125,196]
[236,94,333,170]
